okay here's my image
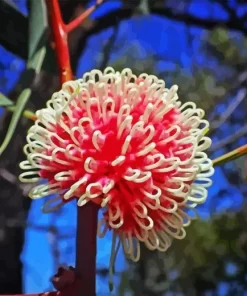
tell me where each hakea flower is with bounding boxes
[19,67,214,266]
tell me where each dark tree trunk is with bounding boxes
[0,73,59,293]
[0,113,31,293]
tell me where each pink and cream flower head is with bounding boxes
[19,67,214,264]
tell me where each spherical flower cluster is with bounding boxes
[19,67,214,263]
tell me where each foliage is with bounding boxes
[119,208,247,295]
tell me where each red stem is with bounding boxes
[46,0,73,84]
[76,203,99,296]
[65,0,104,34]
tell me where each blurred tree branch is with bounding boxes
[210,88,247,131]
[99,22,120,70]
[215,1,239,19]
[151,5,247,35]
[210,126,247,151]
[65,0,105,33]
[2,1,247,61]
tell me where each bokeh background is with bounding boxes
[0,0,247,295]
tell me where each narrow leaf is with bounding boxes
[0,89,31,155]
[28,0,48,59]
[0,92,14,107]
[27,46,46,72]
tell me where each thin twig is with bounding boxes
[210,124,247,152]
[208,71,247,123]
[49,213,62,273]
[0,168,18,184]
[99,21,119,70]
[213,144,247,166]
[6,106,36,121]
[66,0,105,34]
[216,1,237,19]
[210,88,246,131]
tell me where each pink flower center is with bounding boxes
[39,86,193,234]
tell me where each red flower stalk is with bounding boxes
[46,0,73,84]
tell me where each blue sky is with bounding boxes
[1,0,246,295]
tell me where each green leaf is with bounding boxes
[0,93,14,107]
[27,46,47,73]
[28,0,48,60]
[138,0,150,15]
[0,89,31,155]
[28,0,57,74]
